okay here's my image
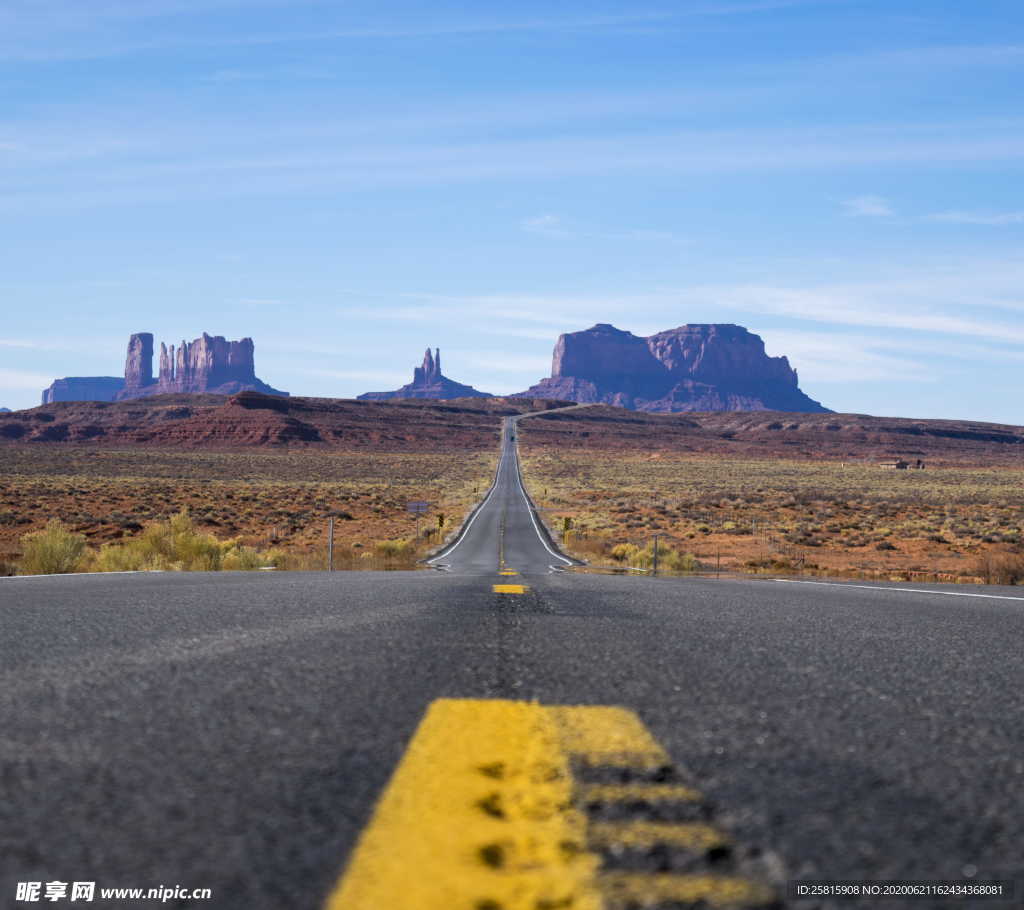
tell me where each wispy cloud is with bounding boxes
[761,330,934,383]
[8,118,1024,215]
[924,210,1024,226]
[0,2,844,61]
[841,195,894,217]
[0,338,46,349]
[688,283,1024,343]
[833,43,1024,71]
[0,367,57,390]
[836,199,1024,227]
[297,367,408,385]
[0,337,79,351]
[0,11,684,62]
[521,214,569,238]
[521,213,688,245]
[372,257,1024,360]
[460,352,552,374]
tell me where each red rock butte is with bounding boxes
[41,332,287,404]
[513,323,830,413]
[357,347,491,401]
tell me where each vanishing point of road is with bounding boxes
[2,411,1022,908]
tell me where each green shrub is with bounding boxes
[221,544,267,571]
[662,549,701,573]
[87,509,251,572]
[18,520,87,575]
[610,543,641,563]
[374,538,412,559]
[91,542,146,572]
[607,542,699,573]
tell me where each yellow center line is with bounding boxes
[492,584,527,594]
[577,783,704,804]
[589,820,728,851]
[600,872,774,907]
[325,699,601,910]
[326,699,777,909]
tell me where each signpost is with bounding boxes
[407,501,430,540]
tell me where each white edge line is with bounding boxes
[425,437,505,564]
[429,411,575,567]
[772,577,1024,602]
[512,420,574,566]
[425,480,498,562]
[521,486,573,566]
[0,570,161,580]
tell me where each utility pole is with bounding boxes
[327,517,334,572]
[652,534,659,577]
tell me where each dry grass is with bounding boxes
[0,446,497,571]
[520,448,1024,582]
[18,519,87,575]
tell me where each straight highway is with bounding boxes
[427,414,574,574]
[2,417,1022,908]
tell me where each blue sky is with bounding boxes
[1,0,1023,421]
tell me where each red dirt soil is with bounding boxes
[1,394,1022,465]
[0,393,565,451]
[519,406,1024,466]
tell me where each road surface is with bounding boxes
[427,414,575,575]
[2,418,1022,908]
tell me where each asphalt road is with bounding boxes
[2,422,1022,909]
[427,414,575,575]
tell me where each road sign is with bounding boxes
[406,501,430,514]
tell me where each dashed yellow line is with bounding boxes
[578,782,704,805]
[325,699,777,910]
[546,704,668,770]
[589,820,727,851]
[492,584,527,594]
[600,872,775,907]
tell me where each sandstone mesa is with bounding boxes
[513,323,829,413]
[41,332,287,404]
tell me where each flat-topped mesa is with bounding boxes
[646,323,799,388]
[41,377,125,405]
[114,332,285,400]
[517,322,829,413]
[358,347,491,401]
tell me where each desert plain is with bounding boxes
[2,394,1023,582]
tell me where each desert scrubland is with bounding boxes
[0,393,526,573]
[3,394,1023,581]
[518,408,1024,582]
[0,446,497,573]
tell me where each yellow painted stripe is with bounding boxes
[492,584,527,594]
[547,705,668,769]
[498,569,519,576]
[326,700,776,910]
[325,699,602,910]
[599,872,777,907]
[578,782,704,804]
[589,820,727,851]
